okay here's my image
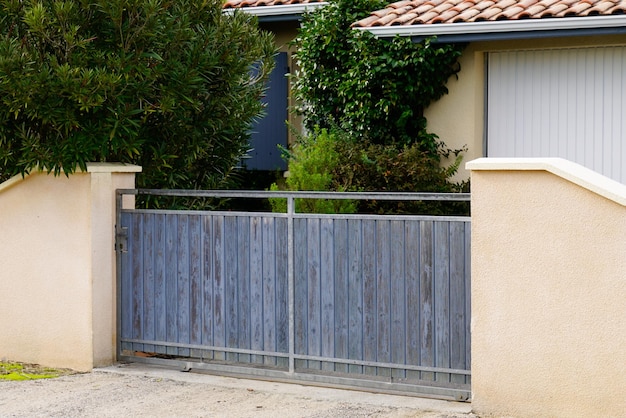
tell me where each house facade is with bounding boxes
[354,0,626,184]
[223,0,327,171]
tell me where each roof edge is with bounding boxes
[357,14,626,39]
[223,2,328,17]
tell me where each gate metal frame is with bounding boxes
[115,190,471,400]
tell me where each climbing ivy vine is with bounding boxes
[292,0,463,153]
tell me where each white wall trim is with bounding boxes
[86,162,142,173]
[466,157,626,206]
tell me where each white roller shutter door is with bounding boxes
[487,46,626,184]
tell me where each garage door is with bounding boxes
[487,46,626,184]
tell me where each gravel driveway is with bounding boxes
[0,363,473,417]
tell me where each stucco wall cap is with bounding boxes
[1,163,142,194]
[0,173,28,194]
[466,157,626,206]
[86,162,142,173]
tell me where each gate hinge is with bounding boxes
[115,225,128,253]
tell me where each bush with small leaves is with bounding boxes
[269,128,357,214]
[0,0,275,196]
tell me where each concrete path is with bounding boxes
[0,363,474,417]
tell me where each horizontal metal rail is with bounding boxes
[121,207,470,222]
[121,338,471,376]
[117,188,471,202]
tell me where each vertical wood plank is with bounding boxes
[362,219,377,376]
[237,216,251,363]
[275,217,289,368]
[333,219,349,373]
[142,213,155,353]
[263,217,277,365]
[405,220,420,381]
[419,220,434,381]
[154,214,167,354]
[449,220,467,384]
[224,216,239,362]
[434,221,451,383]
[213,215,225,360]
[376,220,391,378]
[165,214,178,355]
[347,219,363,374]
[189,214,203,358]
[293,218,308,369]
[390,220,406,380]
[249,216,263,364]
[307,218,321,370]
[177,214,190,357]
[320,218,335,372]
[131,213,143,353]
[202,215,214,359]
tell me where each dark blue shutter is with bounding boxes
[245,52,289,171]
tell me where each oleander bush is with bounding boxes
[0,0,275,195]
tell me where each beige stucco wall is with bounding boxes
[425,43,484,183]
[468,158,626,417]
[429,34,626,183]
[0,164,140,371]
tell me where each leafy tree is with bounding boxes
[292,0,462,152]
[0,0,275,191]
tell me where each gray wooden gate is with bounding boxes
[116,190,471,400]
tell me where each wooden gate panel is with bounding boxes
[118,192,471,400]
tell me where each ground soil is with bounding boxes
[0,363,474,417]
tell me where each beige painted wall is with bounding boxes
[0,164,140,371]
[429,34,626,183]
[467,158,626,418]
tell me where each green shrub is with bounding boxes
[0,0,275,194]
[270,127,468,215]
[333,140,469,215]
[269,128,357,214]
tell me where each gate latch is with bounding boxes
[115,225,128,253]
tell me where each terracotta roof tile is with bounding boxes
[453,7,481,21]
[589,1,615,12]
[499,5,525,17]
[524,4,550,16]
[353,0,626,27]
[434,8,463,21]
[395,11,421,23]
[223,0,325,9]
[358,15,381,27]
[379,12,401,25]
[451,1,477,13]
[417,10,442,22]
[475,6,503,19]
